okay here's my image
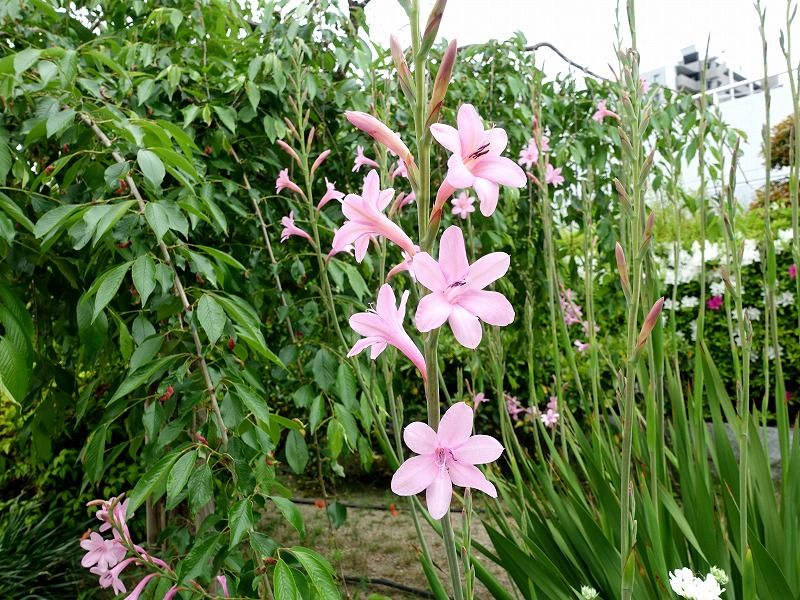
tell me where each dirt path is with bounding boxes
[260,479,515,599]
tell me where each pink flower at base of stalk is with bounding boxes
[451,191,475,219]
[591,99,620,122]
[347,283,427,380]
[574,339,590,352]
[331,170,416,262]
[317,178,344,211]
[545,163,565,186]
[431,103,526,216]
[707,295,723,310]
[391,402,504,519]
[541,407,560,428]
[275,168,303,196]
[352,145,380,172]
[80,532,127,570]
[413,225,515,349]
[789,264,797,279]
[280,211,313,244]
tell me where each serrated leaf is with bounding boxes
[104,162,130,189]
[131,255,157,306]
[285,430,308,474]
[249,532,278,558]
[228,498,254,547]
[213,105,237,133]
[312,349,336,391]
[235,384,270,425]
[178,534,220,583]
[270,496,305,538]
[166,449,197,510]
[46,109,75,138]
[137,149,165,189]
[273,559,301,600]
[290,547,340,599]
[14,48,41,74]
[92,262,131,322]
[196,295,225,345]
[144,202,169,241]
[188,462,213,515]
[128,448,183,514]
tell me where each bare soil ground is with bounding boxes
[260,475,514,599]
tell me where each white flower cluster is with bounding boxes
[669,566,727,600]
[580,585,600,599]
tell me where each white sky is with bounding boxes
[364,0,794,80]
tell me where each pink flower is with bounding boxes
[345,111,413,163]
[547,396,558,411]
[331,170,416,262]
[391,159,408,180]
[390,402,504,519]
[91,557,137,595]
[347,283,427,380]
[124,573,157,600]
[545,163,564,186]
[451,191,475,219]
[352,145,380,172]
[540,407,560,428]
[317,178,344,211]
[517,138,539,169]
[80,532,126,570]
[280,211,312,243]
[789,264,797,279]
[560,290,583,326]
[707,295,723,310]
[574,339,589,352]
[413,225,515,349]
[431,104,526,216]
[640,78,651,93]
[387,246,419,280]
[164,586,181,600]
[505,394,526,420]
[591,99,620,122]
[216,575,230,597]
[473,392,489,407]
[391,191,416,214]
[275,168,303,196]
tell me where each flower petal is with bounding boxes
[456,104,484,155]
[445,154,476,188]
[412,252,446,292]
[451,434,504,464]
[472,155,526,187]
[347,337,378,358]
[403,422,438,455]
[375,283,397,318]
[349,312,385,337]
[448,305,483,348]
[369,340,387,359]
[354,235,371,262]
[425,469,453,519]
[485,127,508,155]
[456,290,515,326]
[437,225,469,284]
[468,252,510,289]
[391,455,439,496]
[437,401,474,447]
[447,461,497,497]
[415,292,452,332]
[430,123,461,154]
[473,177,500,216]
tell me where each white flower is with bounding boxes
[681,296,699,310]
[669,568,699,597]
[741,239,760,266]
[745,307,761,321]
[664,298,675,311]
[768,345,783,360]
[710,281,725,297]
[776,228,793,253]
[776,291,794,307]
[694,573,725,599]
[580,585,600,599]
[710,566,728,586]
[690,320,698,342]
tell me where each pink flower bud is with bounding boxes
[311,149,331,176]
[345,111,412,163]
[427,39,457,126]
[276,140,301,166]
[636,297,664,353]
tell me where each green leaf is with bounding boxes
[13,48,41,75]
[212,106,237,134]
[166,449,197,510]
[285,430,308,474]
[245,80,261,110]
[144,202,169,241]
[83,426,107,483]
[131,255,157,307]
[108,355,177,403]
[137,149,165,189]
[46,109,76,138]
[0,192,33,232]
[312,349,336,392]
[249,531,278,558]
[33,204,82,239]
[270,496,305,538]
[335,364,357,408]
[228,498,254,547]
[128,448,183,514]
[290,547,340,599]
[104,162,130,189]
[92,262,132,322]
[178,534,220,583]
[188,462,213,515]
[196,295,226,346]
[235,383,270,425]
[326,501,347,529]
[273,559,301,600]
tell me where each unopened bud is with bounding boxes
[390,34,415,104]
[283,117,298,139]
[420,0,447,57]
[615,242,630,298]
[640,209,656,253]
[614,178,630,211]
[306,125,315,148]
[276,140,301,166]
[345,111,412,164]
[310,149,331,176]
[427,39,457,127]
[636,297,664,353]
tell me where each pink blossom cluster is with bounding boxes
[504,394,560,428]
[81,495,229,598]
